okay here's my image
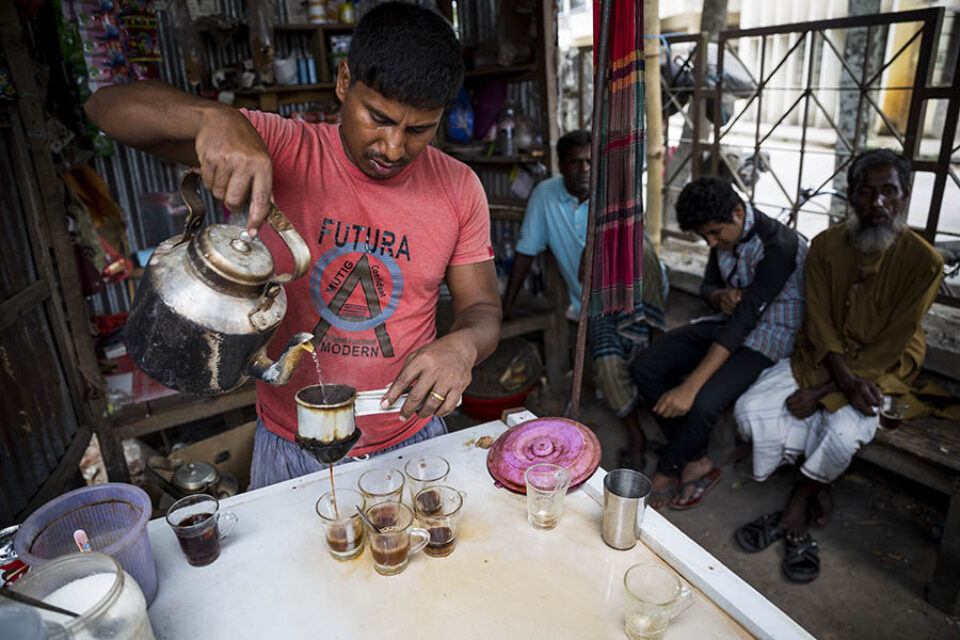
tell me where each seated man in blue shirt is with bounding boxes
[633,177,807,510]
[502,130,668,471]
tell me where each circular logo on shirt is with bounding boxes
[309,244,404,333]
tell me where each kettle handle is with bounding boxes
[178,169,208,243]
[265,205,311,283]
[179,169,310,284]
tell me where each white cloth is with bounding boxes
[734,359,879,483]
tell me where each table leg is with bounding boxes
[928,477,960,615]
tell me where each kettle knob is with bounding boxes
[231,230,253,254]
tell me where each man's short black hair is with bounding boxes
[347,2,463,110]
[557,130,591,162]
[847,149,911,192]
[675,176,744,231]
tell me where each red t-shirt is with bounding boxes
[241,110,493,455]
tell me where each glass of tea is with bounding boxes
[363,502,429,576]
[316,489,366,561]
[413,485,465,558]
[879,395,909,430]
[404,455,450,504]
[357,467,405,506]
[165,494,238,567]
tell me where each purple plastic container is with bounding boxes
[14,483,158,605]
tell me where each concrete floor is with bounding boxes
[449,385,960,640]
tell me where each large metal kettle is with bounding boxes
[125,169,315,395]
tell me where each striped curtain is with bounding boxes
[589,0,644,317]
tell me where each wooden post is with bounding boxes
[643,0,663,253]
[569,0,612,420]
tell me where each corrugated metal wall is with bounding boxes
[0,125,82,526]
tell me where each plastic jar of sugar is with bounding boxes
[5,552,155,639]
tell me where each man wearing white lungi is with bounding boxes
[733,150,943,584]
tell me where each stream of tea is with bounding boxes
[312,351,337,516]
[311,351,328,403]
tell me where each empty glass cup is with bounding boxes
[315,489,365,561]
[623,563,693,640]
[413,485,465,558]
[404,455,450,503]
[524,463,571,530]
[357,467,405,506]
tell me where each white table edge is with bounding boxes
[581,469,814,640]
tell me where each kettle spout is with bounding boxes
[247,332,316,386]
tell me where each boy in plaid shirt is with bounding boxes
[632,177,807,510]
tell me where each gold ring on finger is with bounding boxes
[430,391,446,403]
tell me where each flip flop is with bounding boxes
[648,486,677,511]
[782,536,820,583]
[735,511,784,552]
[669,467,723,511]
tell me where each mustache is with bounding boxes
[363,150,407,167]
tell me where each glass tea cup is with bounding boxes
[363,502,429,576]
[413,485,466,558]
[404,455,450,503]
[315,489,366,561]
[358,467,405,506]
[878,395,909,430]
[165,494,238,567]
[524,463,571,530]
[623,563,693,640]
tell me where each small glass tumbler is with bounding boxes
[413,485,465,558]
[623,563,693,640]
[878,395,909,430]
[524,463,572,530]
[358,467,405,506]
[165,494,238,567]
[315,489,365,561]
[404,455,450,503]
[363,502,429,576]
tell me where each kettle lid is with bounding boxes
[173,461,221,492]
[188,224,275,291]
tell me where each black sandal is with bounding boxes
[735,511,784,552]
[781,536,820,583]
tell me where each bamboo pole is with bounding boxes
[643,0,663,254]
[568,0,611,420]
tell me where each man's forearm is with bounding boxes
[684,342,732,393]
[85,81,228,164]
[501,253,535,316]
[810,379,838,399]
[823,352,856,392]
[448,302,502,366]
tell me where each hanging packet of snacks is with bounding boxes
[60,0,163,94]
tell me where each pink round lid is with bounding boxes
[486,417,602,493]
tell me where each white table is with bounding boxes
[145,418,813,639]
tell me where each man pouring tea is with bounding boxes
[86,3,501,487]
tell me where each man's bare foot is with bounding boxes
[675,456,715,506]
[779,478,828,541]
[649,472,679,509]
[809,484,833,527]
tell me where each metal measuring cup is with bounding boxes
[602,469,652,550]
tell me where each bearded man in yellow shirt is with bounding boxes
[733,149,943,583]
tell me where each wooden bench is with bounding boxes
[856,416,960,615]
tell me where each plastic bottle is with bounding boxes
[498,105,516,156]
